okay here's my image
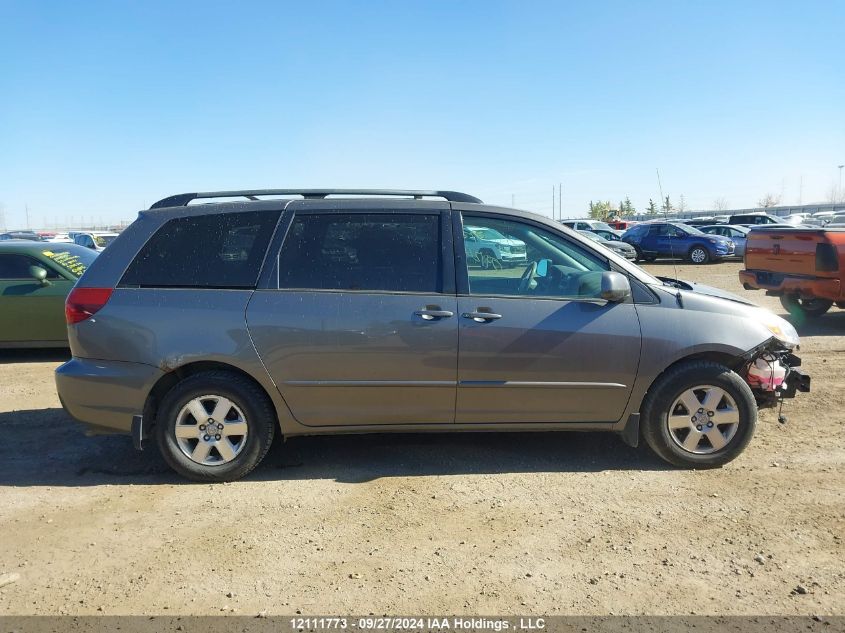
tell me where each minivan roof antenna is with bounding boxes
[656,167,680,284]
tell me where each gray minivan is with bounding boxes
[56,189,810,481]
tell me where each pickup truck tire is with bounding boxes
[688,246,710,264]
[641,360,757,469]
[780,295,833,319]
[155,371,276,482]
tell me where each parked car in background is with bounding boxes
[578,230,637,259]
[729,213,781,226]
[0,231,44,241]
[0,242,98,348]
[782,213,812,226]
[812,211,836,224]
[463,224,528,268]
[73,231,119,251]
[607,219,634,230]
[740,226,845,319]
[682,217,722,227]
[47,233,74,243]
[588,228,624,241]
[55,188,809,482]
[622,221,735,263]
[699,225,750,257]
[560,219,617,233]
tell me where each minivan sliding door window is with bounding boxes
[277,213,442,293]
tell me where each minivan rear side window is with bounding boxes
[278,213,441,293]
[121,210,281,288]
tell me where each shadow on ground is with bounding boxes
[0,408,668,487]
[0,349,70,364]
[789,309,845,337]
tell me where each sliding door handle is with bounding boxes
[414,309,455,321]
[462,310,502,322]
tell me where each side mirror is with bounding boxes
[536,258,551,277]
[29,265,50,286]
[600,271,631,302]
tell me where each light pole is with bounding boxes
[839,165,844,204]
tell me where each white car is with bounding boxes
[47,233,74,243]
[463,225,528,268]
[73,232,119,251]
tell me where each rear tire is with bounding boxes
[641,360,757,468]
[155,370,276,482]
[780,294,833,319]
[688,246,710,264]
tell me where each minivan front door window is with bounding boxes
[461,215,610,300]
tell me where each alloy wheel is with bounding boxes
[174,395,249,465]
[690,248,707,264]
[666,385,739,454]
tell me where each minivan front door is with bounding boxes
[247,203,458,426]
[454,210,642,424]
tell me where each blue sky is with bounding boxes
[1,0,843,228]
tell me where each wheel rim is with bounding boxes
[667,385,739,455]
[174,395,249,465]
[691,248,706,263]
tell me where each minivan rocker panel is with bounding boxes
[55,189,809,481]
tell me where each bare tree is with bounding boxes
[713,197,728,211]
[758,193,782,208]
[827,184,844,204]
[677,195,688,212]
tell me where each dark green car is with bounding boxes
[0,241,98,348]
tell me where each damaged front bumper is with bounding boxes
[745,346,811,409]
[780,353,811,398]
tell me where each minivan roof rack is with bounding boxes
[149,189,483,209]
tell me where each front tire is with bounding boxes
[155,371,276,482]
[641,360,757,468]
[780,294,833,319]
[688,246,710,264]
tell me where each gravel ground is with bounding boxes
[0,261,843,616]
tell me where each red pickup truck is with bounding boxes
[739,227,845,319]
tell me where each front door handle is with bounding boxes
[462,310,503,323]
[414,308,455,321]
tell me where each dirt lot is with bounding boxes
[0,261,843,616]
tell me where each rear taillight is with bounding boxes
[815,243,839,272]
[65,287,113,324]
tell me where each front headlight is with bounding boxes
[757,309,800,348]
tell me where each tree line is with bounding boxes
[586,192,785,220]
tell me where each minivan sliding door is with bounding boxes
[247,202,458,427]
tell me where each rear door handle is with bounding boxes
[462,310,503,322]
[414,308,455,321]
